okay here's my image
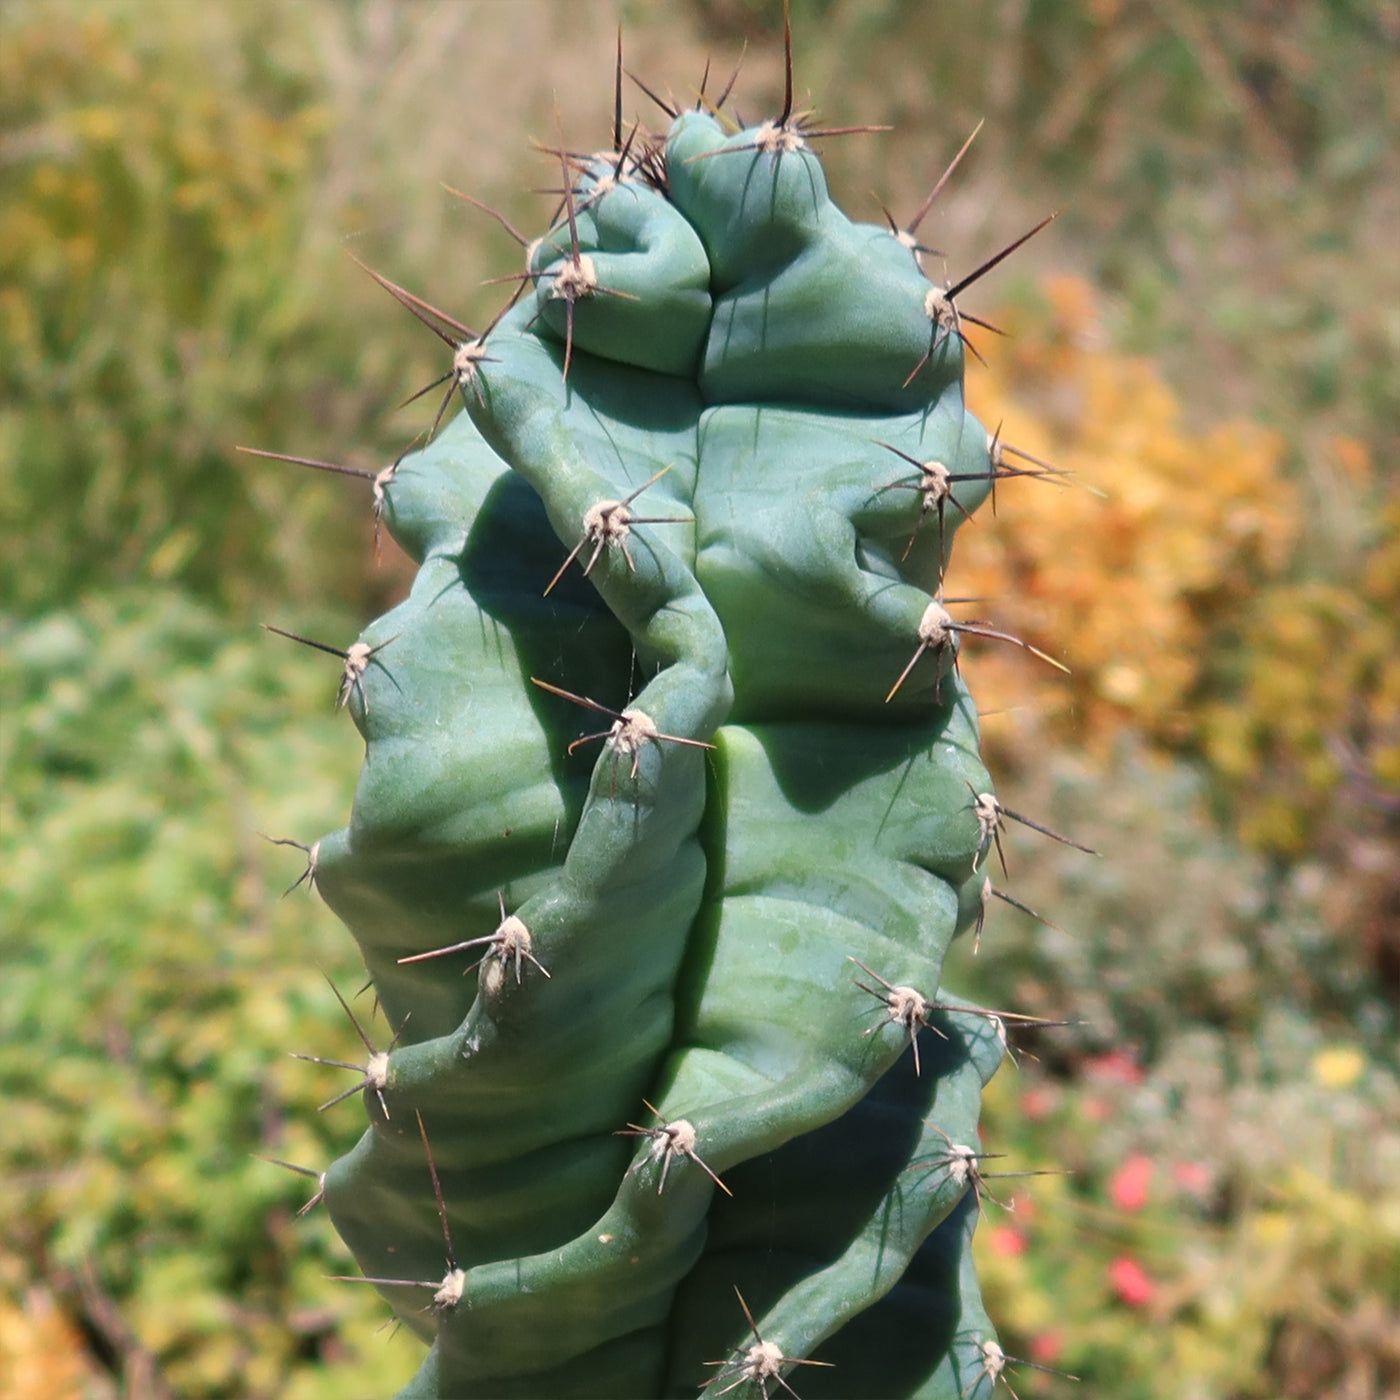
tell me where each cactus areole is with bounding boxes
[262,20,1081,1400]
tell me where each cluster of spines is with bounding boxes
[244,8,1101,1397]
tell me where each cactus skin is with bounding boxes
[297,72,1037,1400]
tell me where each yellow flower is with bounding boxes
[1311,1046,1366,1090]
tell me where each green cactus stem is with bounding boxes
[259,18,1080,1399]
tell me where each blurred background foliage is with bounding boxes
[1,0,1396,1396]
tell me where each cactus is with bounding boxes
[256,16,1085,1400]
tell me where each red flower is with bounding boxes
[1108,1254,1156,1308]
[1107,1153,1154,1211]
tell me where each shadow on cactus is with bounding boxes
[251,13,1089,1398]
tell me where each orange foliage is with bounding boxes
[959,275,1296,744]
[0,1285,93,1400]
[957,277,1396,852]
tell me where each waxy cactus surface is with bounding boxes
[266,29,1077,1400]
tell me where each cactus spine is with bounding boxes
[260,17,1081,1399]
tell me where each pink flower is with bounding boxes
[1172,1159,1213,1199]
[1107,1153,1154,1212]
[1081,1096,1110,1123]
[985,1225,1028,1257]
[1108,1254,1156,1308]
[1083,1049,1144,1087]
[1029,1330,1064,1365]
[1009,1192,1038,1226]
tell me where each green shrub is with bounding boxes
[0,591,422,1399]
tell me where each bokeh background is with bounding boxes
[3,1,1397,1396]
